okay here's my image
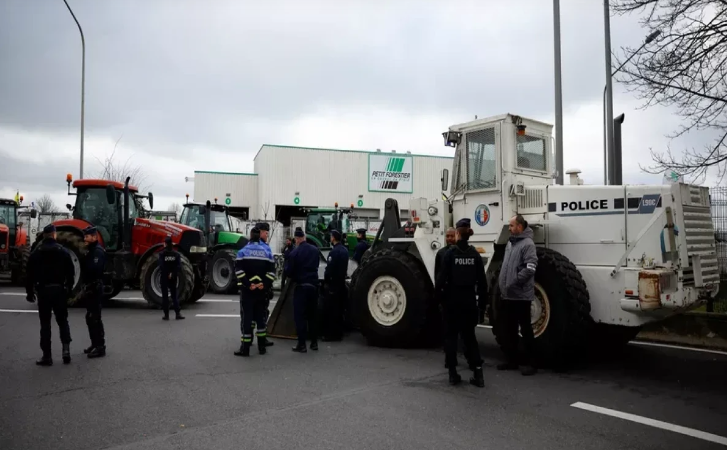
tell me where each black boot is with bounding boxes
[175,311,185,320]
[266,340,274,347]
[62,344,71,364]
[84,345,94,354]
[36,353,53,366]
[258,337,267,355]
[292,342,307,353]
[88,346,106,358]
[234,342,250,357]
[449,368,462,385]
[162,311,170,321]
[469,367,484,388]
[310,341,318,351]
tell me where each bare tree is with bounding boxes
[612,0,727,182]
[36,194,58,213]
[168,202,182,215]
[94,134,152,193]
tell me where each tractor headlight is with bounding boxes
[190,246,207,253]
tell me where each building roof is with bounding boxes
[253,144,454,161]
[194,171,257,176]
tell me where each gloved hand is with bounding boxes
[26,293,35,303]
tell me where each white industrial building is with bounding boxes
[192,144,453,227]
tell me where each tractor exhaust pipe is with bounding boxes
[123,176,130,250]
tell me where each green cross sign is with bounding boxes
[294,197,300,205]
[225,198,231,205]
[357,199,364,207]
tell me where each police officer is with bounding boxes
[25,224,75,366]
[281,237,295,291]
[253,222,275,347]
[234,227,276,357]
[434,227,456,278]
[158,235,185,321]
[82,226,107,358]
[284,227,320,353]
[435,218,487,387]
[351,228,369,265]
[322,229,348,341]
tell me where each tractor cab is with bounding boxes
[0,197,36,251]
[179,200,230,246]
[66,176,153,252]
[304,204,353,247]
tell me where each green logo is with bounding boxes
[357,199,364,207]
[669,171,679,181]
[294,197,300,205]
[379,157,406,190]
[224,198,231,205]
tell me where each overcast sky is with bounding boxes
[0,0,719,212]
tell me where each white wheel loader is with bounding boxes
[348,113,720,366]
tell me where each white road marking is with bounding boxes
[571,402,727,446]
[0,293,26,296]
[196,314,239,318]
[0,309,37,313]
[476,324,493,329]
[629,341,727,356]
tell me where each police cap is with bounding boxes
[294,227,304,237]
[330,229,342,241]
[455,218,471,229]
[255,222,270,231]
[356,228,367,234]
[43,224,56,234]
[82,226,97,236]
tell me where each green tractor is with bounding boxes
[180,198,248,294]
[303,204,374,257]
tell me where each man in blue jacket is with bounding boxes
[284,227,320,353]
[322,229,348,341]
[234,227,276,357]
[351,228,369,265]
[497,214,538,376]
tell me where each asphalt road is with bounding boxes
[1,285,727,450]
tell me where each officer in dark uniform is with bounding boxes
[234,227,276,357]
[322,229,348,341]
[284,227,320,353]
[253,222,275,347]
[159,235,185,321]
[82,226,107,359]
[281,237,295,291]
[434,227,457,278]
[25,224,75,366]
[435,218,487,387]
[351,228,369,265]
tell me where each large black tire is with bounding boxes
[209,248,237,294]
[350,248,438,348]
[139,252,195,308]
[189,266,208,303]
[10,245,31,286]
[55,231,88,308]
[491,247,592,369]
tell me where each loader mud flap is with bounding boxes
[267,280,299,340]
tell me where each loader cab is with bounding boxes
[444,114,554,243]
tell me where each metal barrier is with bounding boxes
[710,186,727,313]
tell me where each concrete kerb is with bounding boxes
[636,312,727,351]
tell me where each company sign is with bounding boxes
[368,154,413,193]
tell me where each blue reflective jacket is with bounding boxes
[235,240,276,291]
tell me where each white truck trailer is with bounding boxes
[349,113,719,367]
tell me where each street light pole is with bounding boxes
[62,0,85,179]
[603,0,615,185]
[602,29,660,184]
[553,0,564,185]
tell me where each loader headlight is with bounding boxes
[190,246,207,253]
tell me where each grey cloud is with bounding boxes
[0,0,647,156]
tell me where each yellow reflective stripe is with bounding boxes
[250,276,262,282]
[256,332,267,337]
[265,273,275,280]
[237,273,246,279]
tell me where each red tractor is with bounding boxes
[32,175,209,308]
[0,196,36,285]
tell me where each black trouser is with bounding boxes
[37,285,71,354]
[161,274,180,314]
[443,296,482,370]
[85,285,105,349]
[322,281,346,340]
[501,300,535,366]
[240,291,267,346]
[293,283,318,346]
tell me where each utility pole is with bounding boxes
[63,0,85,179]
[553,0,564,185]
[603,0,615,185]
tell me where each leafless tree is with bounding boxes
[612,0,727,183]
[168,202,182,215]
[35,194,58,213]
[93,134,152,193]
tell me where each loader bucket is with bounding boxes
[267,280,299,339]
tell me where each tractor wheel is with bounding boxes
[350,248,438,348]
[55,231,88,308]
[209,249,237,294]
[189,266,209,303]
[139,252,195,309]
[490,247,592,369]
[11,245,31,286]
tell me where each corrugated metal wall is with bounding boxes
[254,145,452,218]
[192,171,258,214]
